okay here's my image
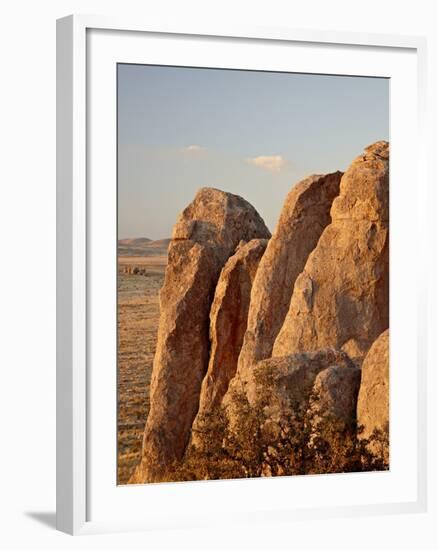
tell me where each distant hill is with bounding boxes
[118,237,170,257]
[118,237,152,246]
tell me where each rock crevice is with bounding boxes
[237,171,343,374]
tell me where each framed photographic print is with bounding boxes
[56,15,427,535]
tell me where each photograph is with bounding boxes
[117,64,390,485]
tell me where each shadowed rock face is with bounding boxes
[357,329,389,460]
[308,365,361,427]
[194,239,268,424]
[306,364,361,459]
[273,142,389,364]
[132,188,271,483]
[237,172,343,374]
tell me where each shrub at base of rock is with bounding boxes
[305,364,361,474]
[179,349,365,480]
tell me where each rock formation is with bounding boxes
[221,349,357,476]
[357,329,389,463]
[225,349,354,435]
[273,141,389,364]
[191,239,268,449]
[130,142,391,484]
[237,172,343,373]
[132,188,270,483]
[308,365,361,432]
[306,364,361,472]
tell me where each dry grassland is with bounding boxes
[117,254,166,484]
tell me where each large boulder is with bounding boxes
[308,365,361,430]
[237,172,342,374]
[221,349,355,477]
[273,142,389,364]
[191,238,268,449]
[225,348,353,436]
[357,329,389,464]
[132,188,270,483]
[305,364,361,473]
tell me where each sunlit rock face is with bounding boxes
[273,142,389,365]
[132,188,270,483]
[237,171,343,374]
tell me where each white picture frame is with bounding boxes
[56,14,428,535]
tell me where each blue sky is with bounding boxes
[118,64,389,239]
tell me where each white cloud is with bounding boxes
[181,145,206,154]
[246,155,287,173]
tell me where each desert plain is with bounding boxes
[117,243,168,484]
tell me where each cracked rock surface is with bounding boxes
[131,188,270,483]
[273,141,389,364]
[237,171,343,374]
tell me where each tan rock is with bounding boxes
[171,187,270,252]
[132,188,270,483]
[192,238,268,447]
[306,364,361,472]
[217,349,355,477]
[273,142,389,363]
[237,172,342,373]
[224,348,354,435]
[357,329,389,462]
[308,365,361,428]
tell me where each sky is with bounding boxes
[118,64,389,240]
